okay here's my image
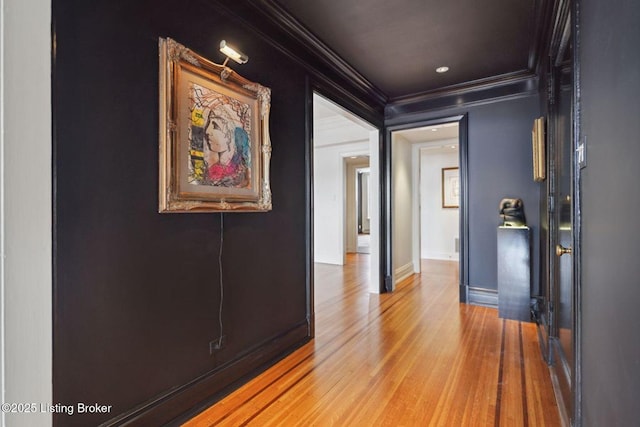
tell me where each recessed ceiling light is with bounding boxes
[431,128,438,132]
[436,66,449,73]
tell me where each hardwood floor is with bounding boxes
[185,254,560,426]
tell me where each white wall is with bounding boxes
[420,148,459,260]
[314,141,369,264]
[1,0,53,425]
[392,134,414,284]
[367,130,380,293]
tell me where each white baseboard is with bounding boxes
[422,252,458,261]
[394,262,415,284]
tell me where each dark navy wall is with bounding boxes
[387,95,541,294]
[467,97,541,292]
[51,0,343,425]
[578,0,640,425]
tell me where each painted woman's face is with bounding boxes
[204,116,229,152]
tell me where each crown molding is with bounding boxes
[219,0,388,108]
[529,0,558,73]
[549,0,572,65]
[212,0,557,123]
[385,70,539,120]
[252,0,553,117]
[208,0,386,124]
[256,0,387,104]
[390,69,536,104]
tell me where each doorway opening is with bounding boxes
[387,116,468,300]
[356,167,371,254]
[312,93,381,293]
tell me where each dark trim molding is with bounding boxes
[533,301,550,363]
[385,114,468,300]
[459,114,470,301]
[251,0,387,106]
[382,124,392,292]
[101,322,309,426]
[468,287,499,309]
[572,0,583,423]
[305,77,315,338]
[385,71,538,120]
[210,0,387,120]
[530,0,559,73]
[549,337,572,427]
[550,0,572,66]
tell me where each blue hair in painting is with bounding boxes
[235,127,251,169]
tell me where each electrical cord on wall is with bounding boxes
[217,213,224,348]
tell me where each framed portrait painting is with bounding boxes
[158,38,272,212]
[442,167,460,209]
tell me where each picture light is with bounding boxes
[219,40,248,65]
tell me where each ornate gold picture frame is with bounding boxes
[158,38,272,213]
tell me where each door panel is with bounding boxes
[556,61,573,373]
[549,33,575,422]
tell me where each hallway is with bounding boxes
[185,255,560,426]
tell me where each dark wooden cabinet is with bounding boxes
[497,226,531,322]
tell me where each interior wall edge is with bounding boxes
[1,0,53,426]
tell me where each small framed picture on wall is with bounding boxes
[442,167,460,208]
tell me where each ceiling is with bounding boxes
[396,122,459,144]
[275,0,538,100]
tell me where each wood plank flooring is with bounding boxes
[185,254,560,426]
